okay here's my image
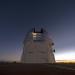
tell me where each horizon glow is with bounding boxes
[55,52,75,60]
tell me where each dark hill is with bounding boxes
[0,63,75,75]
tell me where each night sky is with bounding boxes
[0,0,75,61]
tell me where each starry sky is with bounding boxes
[0,0,75,61]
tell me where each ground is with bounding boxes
[0,63,75,75]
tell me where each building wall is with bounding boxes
[21,29,55,63]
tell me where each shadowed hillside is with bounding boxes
[0,63,75,75]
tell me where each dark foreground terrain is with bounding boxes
[0,63,75,75]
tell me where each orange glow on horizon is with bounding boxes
[56,59,75,63]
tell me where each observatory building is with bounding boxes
[21,28,55,63]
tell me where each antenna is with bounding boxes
[33,27,35,32]
[41,28,43,33]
